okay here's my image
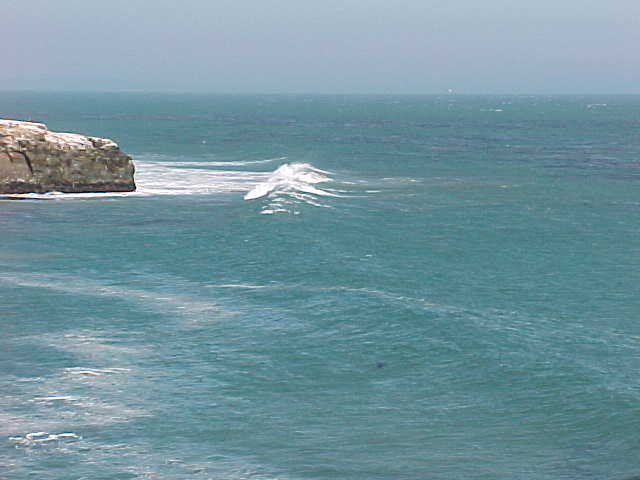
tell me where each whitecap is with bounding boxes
[243,162,348,214]
[11,432,81,446]
[31,396,77,403]
[244,162,336,200]
[64,367,131,377]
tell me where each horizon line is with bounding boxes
[2,87,640,96]
[2,89,640,97]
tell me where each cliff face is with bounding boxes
[0,119,135,194]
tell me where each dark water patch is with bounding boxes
[0,342,76,379]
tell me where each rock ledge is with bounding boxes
[0,119,135,194]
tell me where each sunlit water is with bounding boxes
[1,93,640,479]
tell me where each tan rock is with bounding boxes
[0,119,135,193]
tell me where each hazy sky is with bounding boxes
[3,0,639,94]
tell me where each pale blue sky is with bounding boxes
[3,0,639,93]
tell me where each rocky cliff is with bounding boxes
[0,119,135,194]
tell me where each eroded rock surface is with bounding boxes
[0,119,135,193]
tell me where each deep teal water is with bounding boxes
[1,93,640,479]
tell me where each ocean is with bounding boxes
[1,92,639,479]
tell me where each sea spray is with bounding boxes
[243,162,345,213]
[244,162,335,200]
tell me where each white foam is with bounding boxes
[143,155,286,167]
[0,156,369,211]
[0,191,134,200]
[244,162,335,200]
[134,161,268,196]
[243,162,347,214]
[64,367,131,377]
[32,396,77,403]
[11,432,81,446]
[0,344,151,438]
[0,155,280,200]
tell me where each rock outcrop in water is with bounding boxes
[0,119,135,194]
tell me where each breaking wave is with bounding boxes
[243,162,343,214]
[0,157,353,213]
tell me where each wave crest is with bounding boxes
[243,162,342,214]
[244,163,333,200]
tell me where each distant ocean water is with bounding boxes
[1,92,640,479]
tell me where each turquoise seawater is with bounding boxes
[1,93,640,479]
